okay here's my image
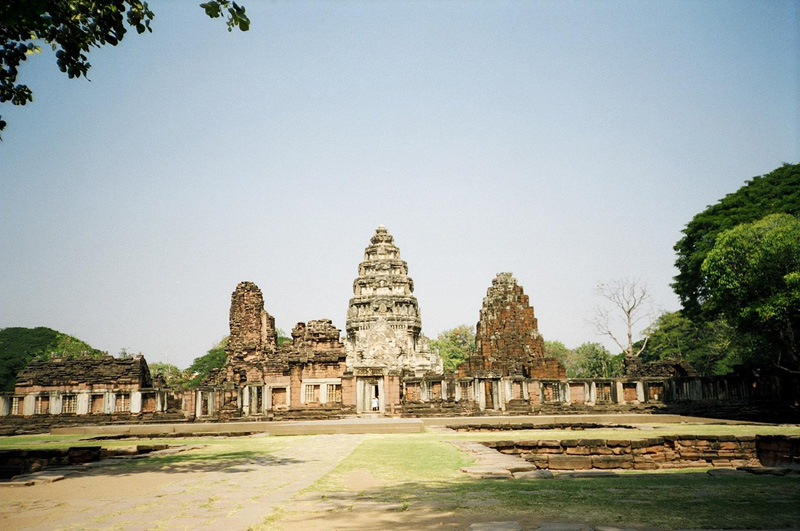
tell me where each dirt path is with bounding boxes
[0,434,365,531]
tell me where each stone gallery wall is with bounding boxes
[15,355,152,392]
[4,226,798,424]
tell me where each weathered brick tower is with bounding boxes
[461,272,562,379]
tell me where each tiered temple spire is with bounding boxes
[345,225,441,375]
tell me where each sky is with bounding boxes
[1,1,798,369]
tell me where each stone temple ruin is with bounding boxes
[345,224,442,412]
[2,225,795,423]
[457,272,565,412]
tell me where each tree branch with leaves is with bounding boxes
[0,1,249,138]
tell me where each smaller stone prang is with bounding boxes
[467,272,546,377]
[226,281,277,357]
[286,319,347,364]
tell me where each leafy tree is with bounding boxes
[431,325,475,372]
[117,347,136,359]
[673,163,800,317]
[544,340,581,378]
[0,326,104,392]
[589,278,653,358]
[0,1,250,137]
[186,336,228,387]
[637,311,758,376]
[276,329,291,347]
[149,362,190,388]
[572,342,623,378]
[701,213,800,373]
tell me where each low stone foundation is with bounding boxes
[0,444,169,479]
[487,435,763,470]
[450,422,636,432]
[0,412,188,436]
[757,435,800,467]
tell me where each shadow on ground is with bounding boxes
[277,472,800,530]
[67,450,307,478]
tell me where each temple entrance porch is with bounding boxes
[356,377,383,414]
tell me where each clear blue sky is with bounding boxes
[1,1,797,369]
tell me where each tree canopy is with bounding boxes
[544,340,623,378]
[148,362,190,388]
[186,336,228,387]
[701,213,800,372]
[0,326,104,392]
[0,1,249,137]
[572,342,623,379]
[431,325,475,372]
[637,311,757,376]
[673,163,800,317]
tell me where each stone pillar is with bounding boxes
[379,378,386,413]
[261,385,267,414]
[23,394,35,416]
[615,381,625,404]
[243,386,250,415]
[195,391,203,417]
[77,392,90,415]
[635,382,645,403]
[265,386,273,411]
[105,392,115,414]
[51,393,63,415]
[478,380,486,410]
[504,379,512,405]
[584,382,591,403]
[208,392,216,415]
[563,383,571,404]
[690,379,702,400]
[0,395,9,416]
[131,391,142,413]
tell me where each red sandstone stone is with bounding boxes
[548,455,593,470]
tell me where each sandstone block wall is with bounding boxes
[488,435,761,470]
[0,445,169,479]
[15,355,152,393]
[756,435,800,467]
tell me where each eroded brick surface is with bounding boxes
[459,273,564,379]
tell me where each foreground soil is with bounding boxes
[1,424,799,530]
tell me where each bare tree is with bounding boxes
[590,278,653,358]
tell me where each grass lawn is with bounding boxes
[2,422,799,529]
[304,427,800,529]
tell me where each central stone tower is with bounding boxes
[345,225,442,376]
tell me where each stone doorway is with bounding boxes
[356,377,383,414]
[483,380,501,411]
